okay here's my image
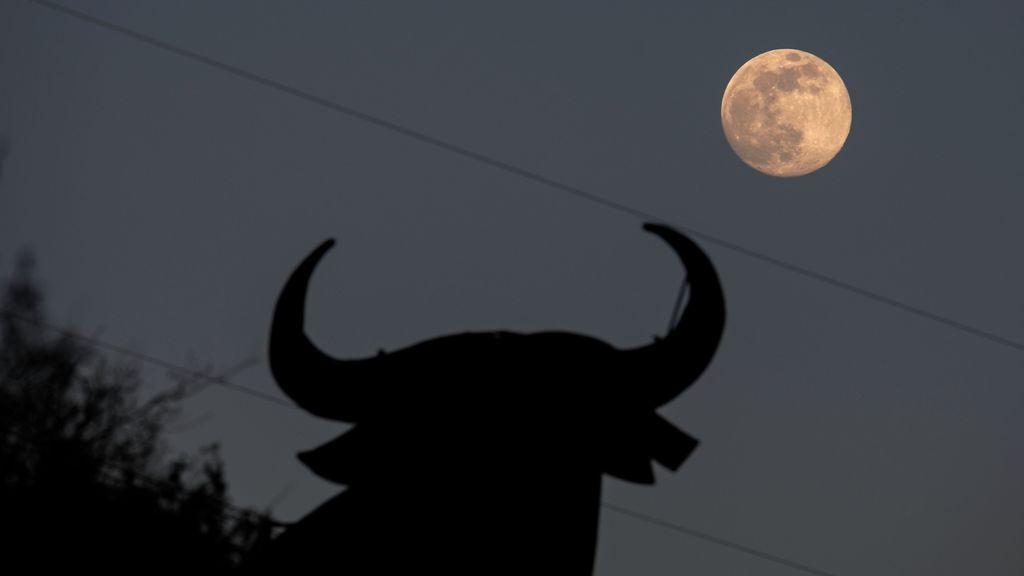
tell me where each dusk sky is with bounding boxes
[2,1,1022,574]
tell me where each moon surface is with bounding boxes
[721,49,852,177]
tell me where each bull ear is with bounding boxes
[619,223,726,407]
[600,410,700,484]
[297,426,370,485]
[269,239,383,422]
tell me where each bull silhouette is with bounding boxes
[251,223,725,574]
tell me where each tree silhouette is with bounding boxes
[0,252,274,572]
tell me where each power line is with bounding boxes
[23,0,1024,357]
[123,354,263,426]
[1,308,296,410]
[603,502,839,576]
[172,355,264,404]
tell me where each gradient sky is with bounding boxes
[2,1,1022,574]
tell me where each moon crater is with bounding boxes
[721,49,852,177]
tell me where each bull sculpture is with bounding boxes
[252,223,725,574]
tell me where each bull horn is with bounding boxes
[269,239,381,422]
[622,223,726,407]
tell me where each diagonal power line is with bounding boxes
[0,308,295,409]
[603,502,840,576]
[24,0,1024,357]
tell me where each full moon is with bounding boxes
[721,49,851,177]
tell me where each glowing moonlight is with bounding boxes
[721,49,851,177]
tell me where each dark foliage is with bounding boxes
[0,253,274,572]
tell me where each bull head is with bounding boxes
[269,223,724,484]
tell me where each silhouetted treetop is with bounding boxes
[0,251,274,572]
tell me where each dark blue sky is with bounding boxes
[2,1,1022,574]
